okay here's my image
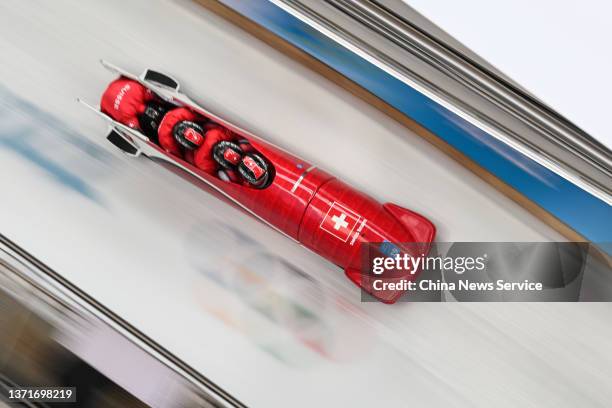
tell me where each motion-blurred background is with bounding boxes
[0,1,610,407]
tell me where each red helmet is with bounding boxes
[173,121,205,150]
[213,141,243,169]
[239,153,270,188]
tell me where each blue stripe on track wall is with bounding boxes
[219,0,611,247]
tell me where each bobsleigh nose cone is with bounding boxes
[383,203,436,245]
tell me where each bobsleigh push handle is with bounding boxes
[142,69,180,91]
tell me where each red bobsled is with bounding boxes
[80,61,436,303]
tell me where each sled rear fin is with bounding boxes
[101,60,180,92]
[100,59,140,81]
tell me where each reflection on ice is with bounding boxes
[0,86,113,203]
[186,221,374,366]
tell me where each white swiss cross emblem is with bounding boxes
[320,202,361,242]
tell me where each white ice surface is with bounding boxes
[0,1,610,407]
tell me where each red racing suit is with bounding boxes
[100,78,153,129]
[195,127,255,184]
[193,126,236,174]
[157,107,198,156]
[158,108,237,177]
[102,80,245,180]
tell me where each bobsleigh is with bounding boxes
[80,61,436,303]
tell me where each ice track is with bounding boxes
[0,1,610,407]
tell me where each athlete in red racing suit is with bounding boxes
[157,107,241,181]
[100,77,155,130]
[100,78,269,187]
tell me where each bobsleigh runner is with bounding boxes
[79,61,436,303]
